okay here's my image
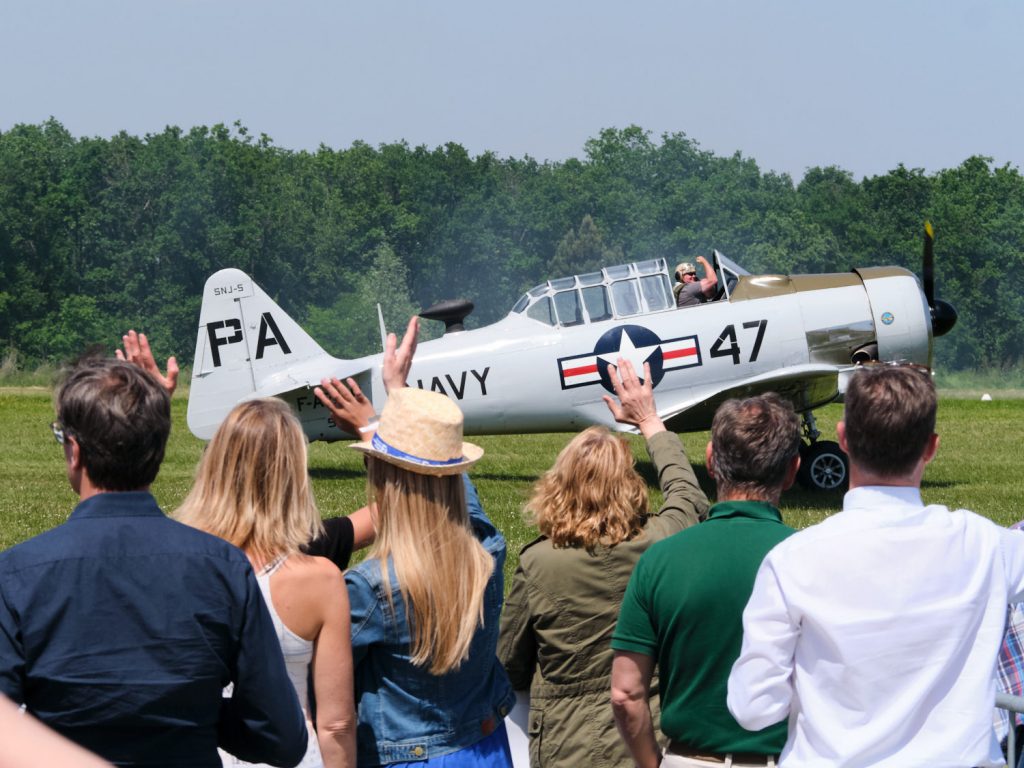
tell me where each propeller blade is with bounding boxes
[923,221,935,307]
[921,222,958,336]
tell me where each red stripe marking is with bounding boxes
[563,363,599,377]
[663,347,697,360]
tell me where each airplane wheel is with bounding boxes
[798,441,849,492]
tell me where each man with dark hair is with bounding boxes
[611,393,801,768]
[0,358,307,768]
[728,365,1024,767]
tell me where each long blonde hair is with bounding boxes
[527,426,648,550]
[368,458,493,675]
[176,398,322,563]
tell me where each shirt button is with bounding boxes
[412,746,424,757]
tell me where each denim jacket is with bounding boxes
[345,476,515,765]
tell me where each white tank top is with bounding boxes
[256,556,315,715]
[220,556,323,768]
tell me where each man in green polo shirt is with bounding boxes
[610,393,801,768]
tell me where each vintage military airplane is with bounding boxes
[186,224,956,491]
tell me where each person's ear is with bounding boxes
[836,421,848,453]
[781,453,801,491]
[922,433,940,465]
[705,441,715,479]
[66,435,83,470]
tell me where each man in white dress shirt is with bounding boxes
[727,364,1024,767]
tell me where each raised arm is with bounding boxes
[115,330,179,394]
[603,358,708,524]
[383,316,418,392]
[314,315,420,437]
[315,377,376,438]
[307,378,378,566]
[696,255,718,298]
[601,359,665,439]
[304,508,377,572]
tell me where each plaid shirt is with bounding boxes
[995,520,1024,743]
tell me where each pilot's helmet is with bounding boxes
[675,262,696,279]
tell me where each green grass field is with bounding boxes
[3,388,1023,587]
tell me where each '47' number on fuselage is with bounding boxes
[709,320,768,365]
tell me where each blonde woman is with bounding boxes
[497,359,709,768]
[175,398,355,768]
[327,384,515,768]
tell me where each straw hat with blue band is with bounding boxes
[351,387,483,475]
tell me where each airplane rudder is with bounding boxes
[192,269,258,375]
[187,269,260,439]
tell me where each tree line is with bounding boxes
[1,119,1021,372]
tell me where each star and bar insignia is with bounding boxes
[557,324,702,393]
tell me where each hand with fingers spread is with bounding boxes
[115,330,179,395]
[314,376,377,438]
[601,359,666,438]
[383,316,419,393]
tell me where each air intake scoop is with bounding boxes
[420,299,475,334]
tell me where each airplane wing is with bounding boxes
[658,364,840,433]
[574,364,839,435]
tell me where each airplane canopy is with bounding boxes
[512,258,676,328]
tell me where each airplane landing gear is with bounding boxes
[798,441,849,491]
[797,412,849,492]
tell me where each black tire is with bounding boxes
[797,441,849,491]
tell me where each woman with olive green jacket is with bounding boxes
[497,360,709,768]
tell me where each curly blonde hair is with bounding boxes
[526,426,648,550]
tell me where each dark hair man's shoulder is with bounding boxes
[153,514,252,563]
[0,500,250,575]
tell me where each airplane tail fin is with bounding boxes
[186,268,336,440]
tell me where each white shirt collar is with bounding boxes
[843,484,924,511]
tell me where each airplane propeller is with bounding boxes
[923,221,958,337]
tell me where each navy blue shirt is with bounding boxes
[0,492,307,768]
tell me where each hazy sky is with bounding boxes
[2,0,1021,181]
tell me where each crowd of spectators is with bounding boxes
[2,326,1023,768]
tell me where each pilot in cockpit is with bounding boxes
[674,255,718,308]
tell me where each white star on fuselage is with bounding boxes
[597,329,661,379]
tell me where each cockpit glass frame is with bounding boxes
[640,274,672,312]
[553,290,584,326]
[581,285,611,322]
[514,257,690,327]
[610,279,641,317]
[525,295,555,326]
